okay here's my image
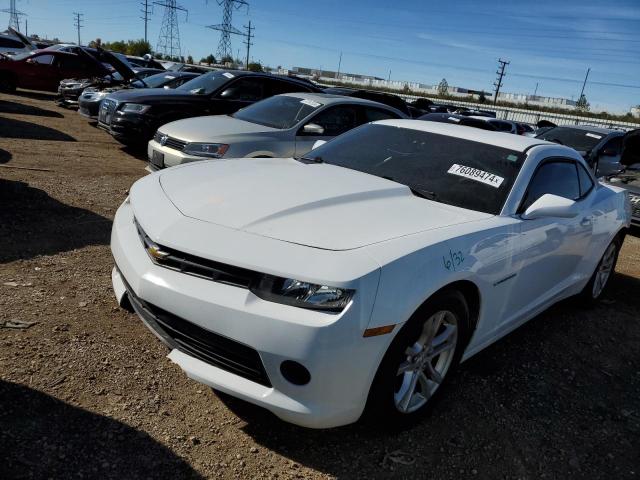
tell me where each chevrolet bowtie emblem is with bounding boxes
[147,245,170,260]
[160,134,168,146]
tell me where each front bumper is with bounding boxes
[148,139,205,169]
[110,200,388,428]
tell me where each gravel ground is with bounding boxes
[1,91,639,480]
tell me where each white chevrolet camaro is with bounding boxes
[111,120,631,428]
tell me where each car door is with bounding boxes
[20,53,57,90]
[213,77,266,115]
[620,129,640,168]
[595,135,623,176]
[504,159,594,322]
[293,104,360,157]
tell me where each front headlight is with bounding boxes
[183,143,229,158]
[250,275,354,313]
[121,103,151,114]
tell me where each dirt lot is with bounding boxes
[1,91,639,480]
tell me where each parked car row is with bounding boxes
[1,54,636,429]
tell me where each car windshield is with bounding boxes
[177,71,232,95]
[307,123,525,214]
[536,127,606,152]
[131,73,179,88]
[232,95,322,129]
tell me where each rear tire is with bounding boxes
[0,72,16,93]
[580,236,622,302]
[364,290,470,429]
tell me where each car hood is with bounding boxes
[108,87,206,104]
[157,159,491,251]
[607,168,640,195]
[159,114,278,142]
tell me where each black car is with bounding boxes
[605,130,640,227]
[535,125,630,176]
[79,71,199,120]
[98,70,323,146]
[418,112,499,131]
[322,87,412,117]
[57,48,143,107]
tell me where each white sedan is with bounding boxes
[111,120,631,428]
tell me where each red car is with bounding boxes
[0,49,109,93]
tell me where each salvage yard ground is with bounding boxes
[0,91,639,480]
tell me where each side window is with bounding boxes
[220,78,265,101]
[306,105,358,136]
[0,37,24,49]
[600,136,622,156]
[521,161,580,211]
[577,163,595,197]
[57,55,87,70]
[362,106,399,123]
[268,78,312,95]
[171,77,190,88]
[30,54,54,65]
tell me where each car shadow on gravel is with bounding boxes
[0,179,111,263]
[224,274,640,479]
[0,99,64,118]
[12,90,59,102]
[0,116,75,142]
[0,380,204,480]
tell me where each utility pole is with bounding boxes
[207,0,249,61]
[533,82,538,97]
[493,58,509,105]
[155,0,187,59]
[73,12,83,46]
[579,67,590,99]
[243,20,253,70]
[337,51,342,80]
[3,0,24,31]
[141,0,152,44]
[24,18,27,36]
[387,70,391,82]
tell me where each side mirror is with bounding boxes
[219,88,235,98]
[311,140,327,150]
[163,85,170,89]
[521,194,579,220]
[302,123,325,135]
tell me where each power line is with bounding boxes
[207,0,248,61]
[140,0,152,44]
[154,0,187,59]
[73,12,83,46]
[242,20,253,69]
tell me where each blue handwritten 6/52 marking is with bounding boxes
[443,249,465,271]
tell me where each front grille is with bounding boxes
[154,131,187,152]
[135,220,260,289]
[120,271,271,387]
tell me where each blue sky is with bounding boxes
[10,0,640,113]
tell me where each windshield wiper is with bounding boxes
[297,155,324,164]
[382,176,437,200]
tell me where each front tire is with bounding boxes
[364,290,470,428]
[581,236,621,302]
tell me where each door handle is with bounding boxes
[580,216,592,227]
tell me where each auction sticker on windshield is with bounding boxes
[301,99,322,108]
[447,164,505,188]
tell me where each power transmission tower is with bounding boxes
[207,0,248,62]
[578,67,590,99]
[141,0,152,44]
[73,12,83,46]
[243,20,253,70]
[2,0,24,31]
[493,58,509,105]
[154,0,187,60]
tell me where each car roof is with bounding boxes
[279,92,404,110]
[374,119,557,152]
[551,124,619,134]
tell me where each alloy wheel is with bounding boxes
[592,243,617,299]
